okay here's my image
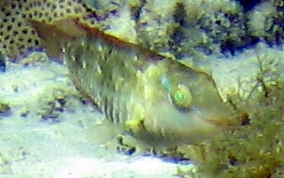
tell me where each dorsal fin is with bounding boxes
[29,18,86,60]
[73,19,165,62]
[30,17,166,63]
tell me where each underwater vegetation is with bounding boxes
[185,46,284,177]
[1,0,284,177]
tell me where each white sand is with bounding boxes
[0,52,195,178]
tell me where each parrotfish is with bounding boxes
[31,18,234,146]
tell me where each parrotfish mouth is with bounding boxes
[139,102,224,145]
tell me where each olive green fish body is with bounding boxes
[66,33,146,125]
[63,21,234,145]
[31,18,234,145]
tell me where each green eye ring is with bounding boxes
[170,84,192,109]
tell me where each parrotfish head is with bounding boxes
[138,59,234,145]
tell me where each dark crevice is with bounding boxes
[237,0,264,12]
[131,0,147,22]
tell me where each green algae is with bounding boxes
[197,88,284,177]
[178,47,284,177]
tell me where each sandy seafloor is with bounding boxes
[0,52,196,178]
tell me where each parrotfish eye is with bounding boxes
[170,84,192,109]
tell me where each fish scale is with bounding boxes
[67,35,139,126]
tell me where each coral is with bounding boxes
[194,1,247,55]
[25,0,86,24]
[24,0,100,28]
[85,0,139,43]
[247,1,284,45]
[135,0,247,58]
[1,0,284,61]
[0,0,143,60]
[0,0,99,60]
[0,0,41,60]
[135,0,178,55]
[133,0,284,58]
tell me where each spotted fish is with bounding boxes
[32,18,234,145]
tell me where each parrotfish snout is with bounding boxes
[135,60,234,144]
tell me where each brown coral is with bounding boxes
[0,0,99,60]
[0,0,41,60]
